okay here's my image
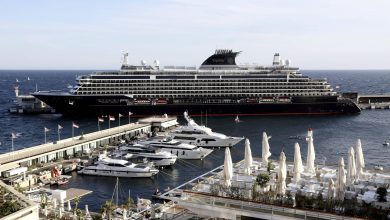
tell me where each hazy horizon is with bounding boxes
[1,0,390,70]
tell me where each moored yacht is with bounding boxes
[111,144,177,167]
[139,139,213,160]
[169,112,243,148]
[77,155,159,178]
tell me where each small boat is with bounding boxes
[234,115,240,123]
[383,141,389,147]
[57,178,69,185]
[374,165,384,171]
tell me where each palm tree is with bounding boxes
[101,199,115,220]
[40,193,48,209]
[123,197,135,213]
[73,196,80,216]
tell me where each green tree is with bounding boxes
[255,173,270,187]
[73,196,81,216]
[101,199,115,220]
[210,183,221,196]
[40,193,48,209]
[124,197,135,210]
[267,162,274,173]
[0,200,22,218]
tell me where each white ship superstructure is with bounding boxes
[170,112,243,148]
[78,155,159,178]
[112,144,177,167]
[139,139,213,160]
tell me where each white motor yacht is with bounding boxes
[139,138,213,160]
[77,155,159,178]
[112,144,177,167]
[169,112,243,148]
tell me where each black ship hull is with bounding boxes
[32,93,361,117]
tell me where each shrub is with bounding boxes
[255,173,270,187]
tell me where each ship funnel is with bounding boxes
[285,59,291,67]
[272,53,281,66]
[122,52,129,65]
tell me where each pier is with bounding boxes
[357,94,390,110]
[0,116,178,173]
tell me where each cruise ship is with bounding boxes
[32,50,361,116]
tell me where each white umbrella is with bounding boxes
[347,146,356,186]
[53,199,57,209]
[277,151,287,195]
[67,200,72,212]
[293,143,304,183]
[244,138,253,174]
[223,147,233,187]
[262,132,272,167]
[59,207,63,218]
[306,128,316,174]
[355,139,365,180]
[123,208,128,220]
[336,157,346,201]
[328,179,335,200]
[85,204,91,219]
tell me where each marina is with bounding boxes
[2,1,390,219]
[1,72,390,219]
[0,113,248,219]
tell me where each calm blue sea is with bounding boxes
[0,69,390,211]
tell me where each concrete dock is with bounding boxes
[355,94,390,110]
[0,116,178,173]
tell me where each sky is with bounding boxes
[0,0,389,70]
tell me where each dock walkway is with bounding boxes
[0,123,151,172]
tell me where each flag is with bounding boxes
[44,127,50,132]
[11,132,21,139]
[109,115,115,121]
[72,122,79,128]
[129,112,133,116]
[58,124,63,130]
[119,113,123,117]
[98,117,104,122]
